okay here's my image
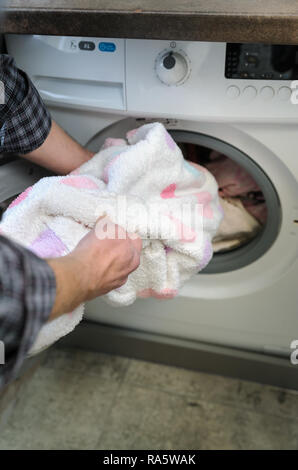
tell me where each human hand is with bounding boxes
[47,218,142,319]
[70,217,142,298]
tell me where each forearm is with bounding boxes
[46,256,86,321]
[21,120,94,175]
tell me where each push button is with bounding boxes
[226,85,240,99]
[260,86,274,101]
[242,86,257,102]
[79,41,95,51]
[277,86,292,101]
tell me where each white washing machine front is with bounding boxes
[4,35,298,356]
[83,117,298,356]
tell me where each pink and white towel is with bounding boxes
[0,123,222,354]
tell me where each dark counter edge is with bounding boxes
[2,9,298,44]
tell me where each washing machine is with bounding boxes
[3,35,298,383]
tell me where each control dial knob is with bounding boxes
[155,50,190,86]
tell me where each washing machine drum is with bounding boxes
[0,128,281,275]
[169,130,281,273]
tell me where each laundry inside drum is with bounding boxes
[178,142,267,254]
[173,135,281,274]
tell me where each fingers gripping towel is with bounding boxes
[0,123,222,354]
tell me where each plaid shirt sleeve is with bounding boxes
[0,55,56,388]
[0,236,56,389]
[0,54,52,154]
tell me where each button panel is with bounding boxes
[226,84,293,103]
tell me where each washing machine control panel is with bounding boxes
[5,35,298,121]
[125,39,298,121]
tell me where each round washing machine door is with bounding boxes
[86,117,283,276]
[85,117,298,352]
[0,157,52,217]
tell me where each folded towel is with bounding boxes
[0,123,222,354]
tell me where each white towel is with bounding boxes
[0,123,222,354]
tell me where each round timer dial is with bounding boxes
[155,49,191,86]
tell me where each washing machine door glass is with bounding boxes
[87,118,281,274]
[169,131,281,273]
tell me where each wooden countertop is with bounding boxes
[2,1,298,44]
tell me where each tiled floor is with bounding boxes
[0,346,298,449]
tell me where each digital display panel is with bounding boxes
[225,43,298,80]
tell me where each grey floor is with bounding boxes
[0,346,298,450]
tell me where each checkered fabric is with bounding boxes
[0,54,52,154]
[0,236,56,389]
[0,55,56,388]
